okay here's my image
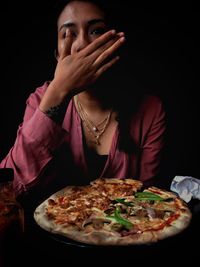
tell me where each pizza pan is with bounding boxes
[50,232,94,248]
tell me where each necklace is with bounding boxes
[74,95,112,145]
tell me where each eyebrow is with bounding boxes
[59,19,105,32]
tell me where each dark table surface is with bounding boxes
[3,198,200,267]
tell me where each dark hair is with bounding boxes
[53,0,126,30]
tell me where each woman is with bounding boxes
[0,0,166,199]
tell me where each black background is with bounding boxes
[0,1,199,183]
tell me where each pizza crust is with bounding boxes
[65,228,157,246]
[152,212,191,241]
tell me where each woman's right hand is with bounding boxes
[54,29,125,94]
[39,29,125,112]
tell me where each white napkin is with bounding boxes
[170,176,200,203]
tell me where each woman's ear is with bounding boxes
[54,49,59,61]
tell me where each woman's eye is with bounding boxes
[90,28,105,36]
[71,32,77,38]
[62,31,77,38]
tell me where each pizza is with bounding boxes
[34,178,192,245]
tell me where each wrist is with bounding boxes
[39,81,73,112]
[42,101,68,124]
[39,81,73,124]
[50,78,74,97]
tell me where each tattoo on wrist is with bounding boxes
[44,102,67,124]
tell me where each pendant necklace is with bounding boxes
[74,95,112,145]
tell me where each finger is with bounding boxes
[95,56,120,78]
[59,29,73,60]
[81,29,117,56]
[96,32,125,55]
[93,36,125,66]
[92,34,125,62]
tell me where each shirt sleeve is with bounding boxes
[0,83,68,195]
[139,96,166,186]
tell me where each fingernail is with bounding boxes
[118,32,125,37]
[120,37,125,42]
[66,28,70,36]
[111,29,116,34]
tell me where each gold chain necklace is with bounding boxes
[74,95,112,145]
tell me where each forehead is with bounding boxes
[57,1,105,28]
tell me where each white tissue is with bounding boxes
[170,176,200,203]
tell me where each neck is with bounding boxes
[77,90,111,114]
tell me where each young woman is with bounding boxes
[0,0,166,199]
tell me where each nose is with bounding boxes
[72,32,90,53]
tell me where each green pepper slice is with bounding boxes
[135,192,164,201]
[106,207,133,230]
[115,198,134,206]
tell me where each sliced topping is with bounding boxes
[153,209,166,219]
[82,217,111,230]
[133,208,148,218]
[114,198,134,206]
[120,226,142,236]
[145,187,177,199]
[135,192,165,201]
[106,207,133,230]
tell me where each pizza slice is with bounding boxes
[90,178,143,199]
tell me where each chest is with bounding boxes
[82,113,118,155]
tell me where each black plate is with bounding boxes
[49,232,94,248]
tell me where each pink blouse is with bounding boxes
[0,82,166,196]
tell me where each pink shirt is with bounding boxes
[0,82,166,196]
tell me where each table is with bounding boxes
[3,198,200,266]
